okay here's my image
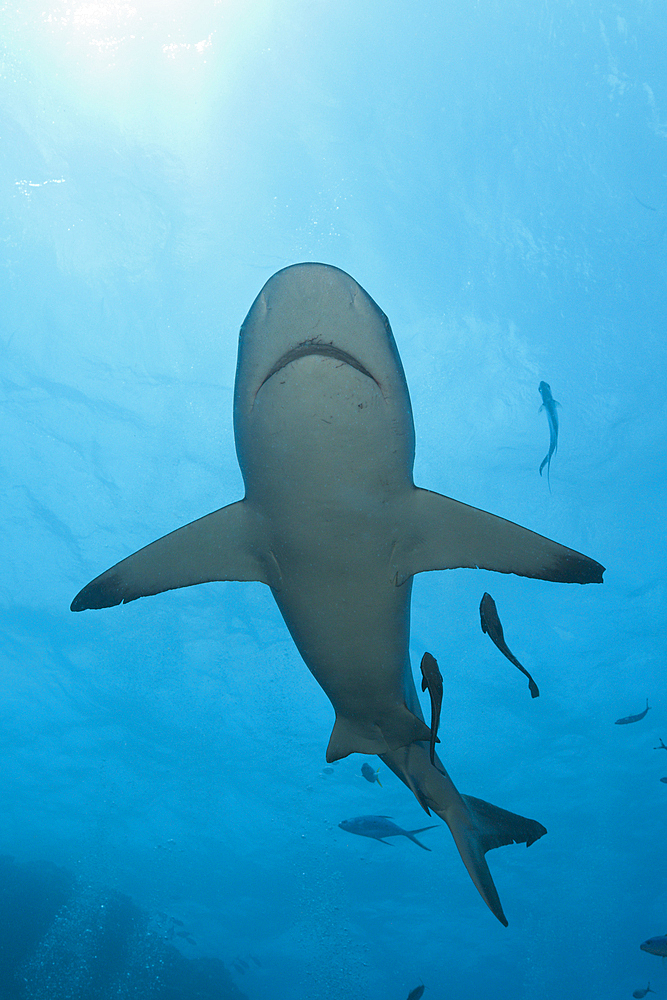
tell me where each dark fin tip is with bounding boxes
[70,575,127,612]
[558,555,605,585]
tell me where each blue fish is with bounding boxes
[361,762,382,786]
[633,983,656,998]
[538,381,560,491]
[640,935,667,957]
[615,699,650,725]
[338,815,436,850]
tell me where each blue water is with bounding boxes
[1,2,666,997]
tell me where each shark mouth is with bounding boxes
[257,341,381,393]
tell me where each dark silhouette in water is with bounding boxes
[479,593,539,698]
[633,982,656,997]
[407,986,425,1000]
[420,651,443,763]
[654,738,667,750]
[615,699,650,724]
[538,381,560,491]
[0,855,244,1000]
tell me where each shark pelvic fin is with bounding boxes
[325,709,432,763]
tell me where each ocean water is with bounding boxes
[1,2,666,998]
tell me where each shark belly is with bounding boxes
[240,351,430,759]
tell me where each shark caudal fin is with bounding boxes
[326,709,432,763]
[447,795,546,927]
[379,741,546,926]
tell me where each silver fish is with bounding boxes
[538,381,560,491]
[338,815,436,851]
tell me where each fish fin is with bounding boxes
[407,825,438,850]
[391,488,603,585]
[375,774,383,787]
[71,500,279,611]
[326,709,432,762]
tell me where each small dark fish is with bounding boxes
[420,651,443,764]
[615,699,650,725]
[654,738,667,750]
[361,762,382,786]
[407,986,425,1000]
[538,381,560,491]
[633,983,656,998]
[338,815,437,850]
[640,935,667,957]
[479,593,539,698]
[659,777,667,784]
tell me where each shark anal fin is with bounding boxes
[71,500,277,611]
[392,488,604,585]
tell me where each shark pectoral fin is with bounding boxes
[326,709,432,763]
[71,500,279,611]
[392,488,604,585]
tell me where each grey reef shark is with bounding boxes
[71,263,604,926]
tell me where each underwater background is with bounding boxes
[2,1,667,997]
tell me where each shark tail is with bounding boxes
[326,709,432,763]
[379,743,546,926]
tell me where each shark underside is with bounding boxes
[71,263,604,925]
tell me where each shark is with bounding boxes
[71,262,604,925]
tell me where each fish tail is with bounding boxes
[406,825,438,850]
